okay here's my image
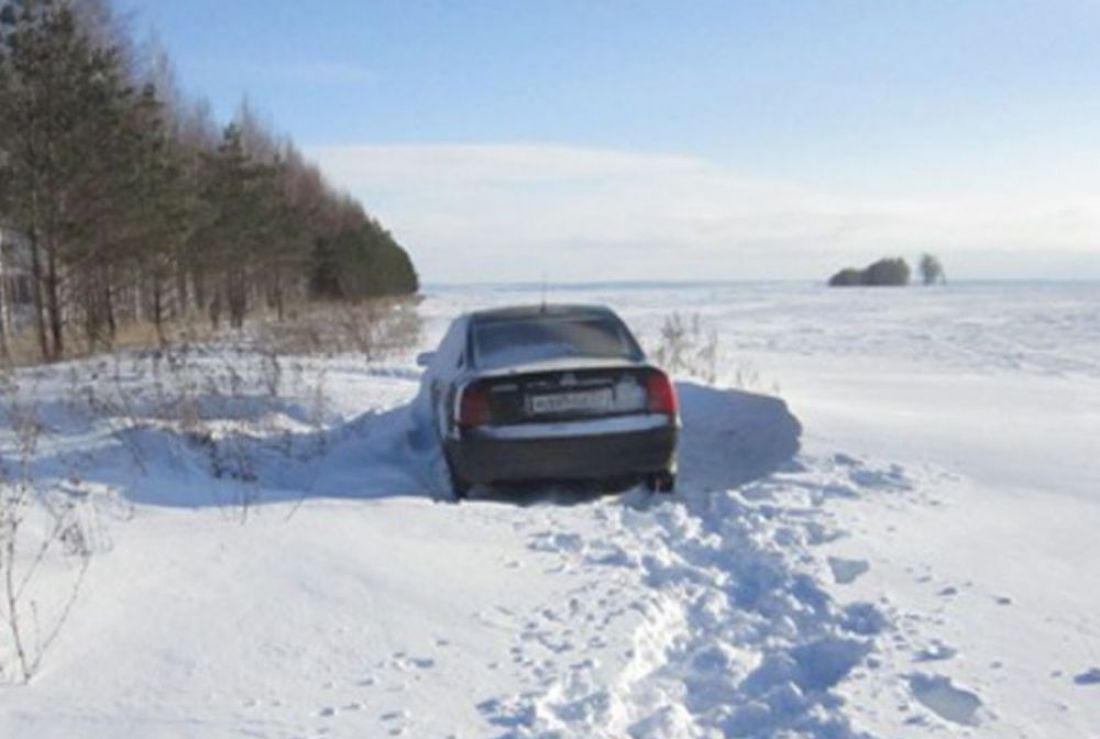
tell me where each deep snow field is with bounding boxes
[0,281,1098,738]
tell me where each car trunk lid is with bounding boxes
[470,366,659,426]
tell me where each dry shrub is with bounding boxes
[256,297,422,359]
[653,313,720,385]
[0,372,97,682]
[0,295,425,678]
[649,312,776,393]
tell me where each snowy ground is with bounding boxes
[0,281,1098,738]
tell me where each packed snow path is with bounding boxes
[2,282,1099,737]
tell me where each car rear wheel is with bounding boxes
[645,471,676,494]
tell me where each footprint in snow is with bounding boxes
[821,482,860,500]
[828,556,870,584]
[1074,667,1100,685]
[804,520,843,545]
[385,652,435,671]
[914,640,958,662]
[833,453,861,467]
[848,464,913,492]
[908,673,983,726]
[842,601,889,636]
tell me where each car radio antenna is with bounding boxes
[540,272,548,313]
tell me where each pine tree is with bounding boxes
[1,0,418,358]
[0,0,131,357]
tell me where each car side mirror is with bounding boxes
[416,351,435,368]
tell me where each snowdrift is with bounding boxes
[28,380,801,509]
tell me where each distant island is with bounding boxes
[828,257,911,287]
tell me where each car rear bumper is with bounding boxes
[445,415,678,485]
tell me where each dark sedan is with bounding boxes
[415,304,679,499]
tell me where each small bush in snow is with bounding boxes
[649,313,776,393]
[0,372,98,682]
[653,313,720,385]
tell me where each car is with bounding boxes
[415,304,680,499]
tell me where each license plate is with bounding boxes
[528,389,613,415]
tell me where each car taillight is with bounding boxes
[457,384,490,427]
[646,371,678,416]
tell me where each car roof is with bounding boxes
[468,304,619,325]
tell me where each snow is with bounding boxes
[1,281,1099,737]
[908,674,984,727]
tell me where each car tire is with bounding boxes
[645,471,676,494]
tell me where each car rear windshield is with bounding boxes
[473,315,639,369]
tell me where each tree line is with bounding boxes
[0,0,418,361]
[828,254,945,287]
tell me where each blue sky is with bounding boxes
[119,0,1100,281]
